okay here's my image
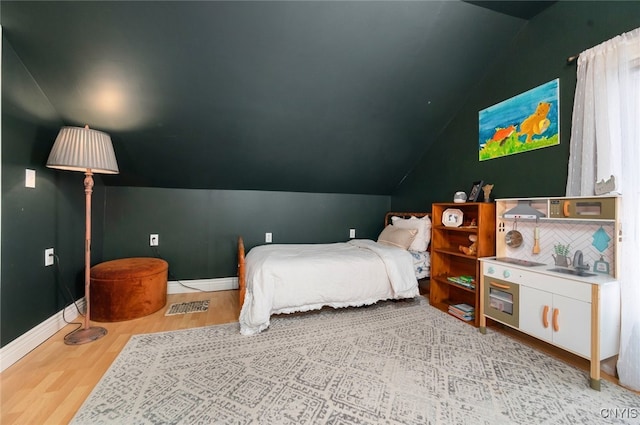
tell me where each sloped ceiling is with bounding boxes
[2,1,553,195]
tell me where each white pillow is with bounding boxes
[391,215,432,252]
[377,225,418,250]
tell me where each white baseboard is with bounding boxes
[0,277,237,373]
[168,277,238,294]
[0,299,85,373]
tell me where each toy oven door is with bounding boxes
[483,276,519,328]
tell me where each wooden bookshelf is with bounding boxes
[429,202,495,326]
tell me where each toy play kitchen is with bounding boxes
[478,196,620,390]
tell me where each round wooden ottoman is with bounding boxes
[90,257,168,322]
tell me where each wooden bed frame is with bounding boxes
[237,211,430,307]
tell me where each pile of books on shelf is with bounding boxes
[446,275,476,290]
[448,303,475,322]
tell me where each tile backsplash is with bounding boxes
[497,220,616,276]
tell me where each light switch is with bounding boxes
[25,169,36,188]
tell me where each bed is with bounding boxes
[238,212,431,335]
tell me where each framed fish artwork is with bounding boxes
[478,79,560,161]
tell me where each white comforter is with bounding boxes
[239,239,419,335]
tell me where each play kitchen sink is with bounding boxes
[493,257,598,277]
[547,249,597,277]
[547,267,597,277]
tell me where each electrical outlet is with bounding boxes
[349,228,356,238]
[45,248,54,266]
[150,234,159,246]
[265,232,272,243]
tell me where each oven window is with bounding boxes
[489,288,514,315]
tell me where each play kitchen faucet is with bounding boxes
[573,250,590,271]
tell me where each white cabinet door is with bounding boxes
[552,293,591,358]
[520,286,591,359]
[520,286,553,343]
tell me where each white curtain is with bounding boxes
[566,27,640,391]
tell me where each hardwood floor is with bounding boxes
[0,291,239,424]
[0,288,633,424]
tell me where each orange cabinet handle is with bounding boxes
[563,201,571,217]
[490,281,510,290]
[542,305,550,328]
[553,308,560,332]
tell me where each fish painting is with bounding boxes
[490,125,517,145]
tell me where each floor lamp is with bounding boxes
[47,125,119,345]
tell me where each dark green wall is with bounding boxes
[102,187,391,279]
[2,29,390,347]
[1,37,107,346]
[3,1,639,349]
[392,1,640,210]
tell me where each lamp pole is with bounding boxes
[64,169,107,345]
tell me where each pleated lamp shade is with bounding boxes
[47,126,119,174]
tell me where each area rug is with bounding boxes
[72,298,640,424]
[164,300,210,316]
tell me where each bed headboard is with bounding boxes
[384,211,431,226]
[237,236,246,308]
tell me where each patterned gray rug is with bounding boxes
[72,297,640,424]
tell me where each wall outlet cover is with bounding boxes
[45,248,54,266]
